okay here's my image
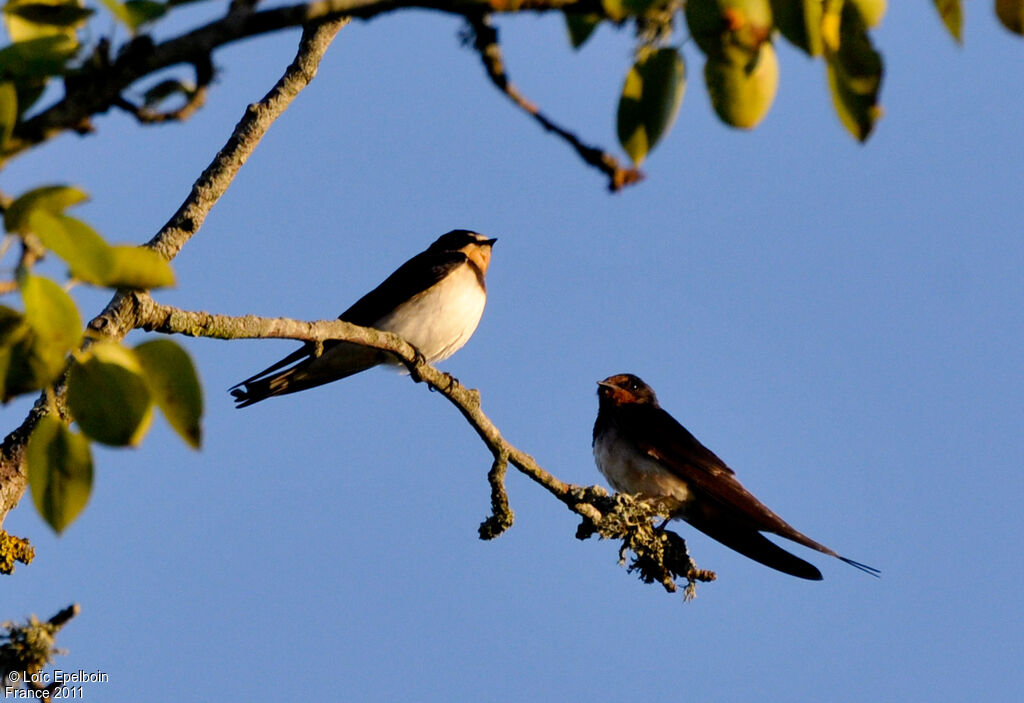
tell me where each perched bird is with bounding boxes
[592,373,879,580]
[230,230,497,407]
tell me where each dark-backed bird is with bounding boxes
[230,230,496,407]
[592,373,879,580]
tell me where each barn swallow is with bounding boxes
[230,230,496,407]
[592,373,879,580]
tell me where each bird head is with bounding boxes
[429,230,497,274]
[596,374,659,406]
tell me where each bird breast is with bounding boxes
[593,424,693,506]
[374,264,487,363]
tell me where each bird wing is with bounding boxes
[628,405,809,538]
[339,250,469,326]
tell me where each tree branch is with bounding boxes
[133,297,713,595]
[0,18,350,528]
[2,0,604,164]
[464,14,642,192]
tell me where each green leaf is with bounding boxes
[564,13,600,49]
[0,305,63,401]
[824,1,883,141]
[704,42,779,130]
[931,0,962,44]
[26,210,112,283]
[26,416,93,534]
[616,47,686,165]
[22,209,174,289]
[133,339,203,449]
[0,306,46,401]
[123,0,166,26]
[4,184,88,233]
[105,246,175,289]
[97,0,165,31]
[67,342,153,446]
[0,81,16,148]
[4,1,93,27]
[19,273,82,380]
[0,34,77,80]
[3,0,89,42]
[770,0,824,56]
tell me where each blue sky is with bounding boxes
[3,3,1023,701]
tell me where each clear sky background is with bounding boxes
[3,3,1023,701]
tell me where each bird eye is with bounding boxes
[627,380,639,391]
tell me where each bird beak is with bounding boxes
[483,238,498,246]
[596,380,616,394]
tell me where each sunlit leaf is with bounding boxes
[3,0,90,42]
[134,339,203,449]
[26,210,112,284]
[0,81,16,147]
[0,35,77,79]
[617,47,686,165]
[105,246,175,289]
[704,42,779,130]
[67,342,153,446]
[996,0,1024,35]
[824,2,883,141]
[19,273,82,380]
[26,416,93,534]
[4,184,88,233]
[850,0,886,27]
[564,13,600,49]
[97,0,165,31]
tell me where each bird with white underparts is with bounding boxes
[592,373,879,580]
[230,230,496,407]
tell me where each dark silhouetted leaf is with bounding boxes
[617,47,686,165]
[134,339,203,449]
[996,0,1024,35]
[0,34,77,78]
[124,0,166,26]
[564,13,600,49]
[4,1,93,27]
[4,184,88,233]
[27,416,93,534]
[67,342,153,446]
[3,0,88,42]
[824,2,883,141]
[0,306,52,401]
[770,0,824,56]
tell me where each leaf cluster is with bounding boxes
[1,184,203,533]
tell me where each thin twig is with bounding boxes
[113,55,214,125]
[131,297,707,594]
[3,0,605,163]
[465,13,642,192]
[0,18,350,528]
